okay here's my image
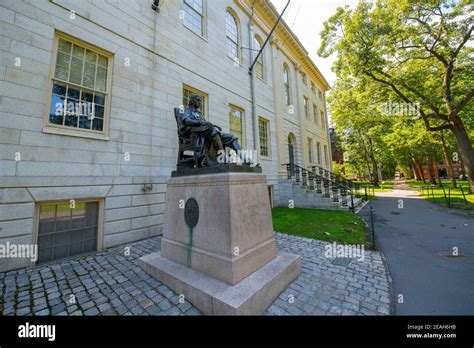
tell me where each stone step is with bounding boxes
[280,179,361,210]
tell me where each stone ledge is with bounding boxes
[172,164,262,177]
[139,251,301,315]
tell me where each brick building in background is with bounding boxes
[329,127,344,165]
[416,157,464,181]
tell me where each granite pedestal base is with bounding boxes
[139,170,301,315]
[139,251,300,315]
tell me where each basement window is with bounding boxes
[37,201,99,264]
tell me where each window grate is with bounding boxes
[37,201,99,264]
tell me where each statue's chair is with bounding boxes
[174,108,210,169]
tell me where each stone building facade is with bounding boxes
[0,0,331,272]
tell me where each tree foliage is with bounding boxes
[319,0,474,189]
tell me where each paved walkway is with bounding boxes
[358,182,474,315]
[0,233,392,316]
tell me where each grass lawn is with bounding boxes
[406,179,474,209]
[375,181,394,192]
[272,207,366,245]
[357,180,394,193]
[355,192,376,200]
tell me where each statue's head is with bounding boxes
[189,94,202,110]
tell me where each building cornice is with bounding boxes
[234,0,331,91]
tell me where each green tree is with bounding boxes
[384,118,442,185]
[332,161,345,177]
[329,78,395,185]
[319,0,474,191]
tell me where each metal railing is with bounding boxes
[309,165,359,191]
[420,184,471,208]
[283,163,357,212]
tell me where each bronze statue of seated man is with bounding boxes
[179,94,244,167]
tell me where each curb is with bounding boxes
[356,201,396,315]
[354,199,370,214]
[380,251,396,315]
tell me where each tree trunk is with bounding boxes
[411,160,419,180]
[370,156,379,185]
[450,118,474,193]
[411,158,419,180]
[440,131,457,189]
[359,135,373,183]
[361,158,371,182]
[459,157,466,177]
[435,157,442,186]
[428,157,437,185]
[367,137,379,185]
[413,156,426,183]
[362,151,372,182]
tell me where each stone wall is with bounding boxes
[0,0,331,272]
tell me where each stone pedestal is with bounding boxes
[139,169,300,315]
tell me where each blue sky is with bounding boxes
[271,0,359,87]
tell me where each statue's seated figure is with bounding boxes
[175,94,243,169]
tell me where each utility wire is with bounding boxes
[291,1,302,28]
[286,0,295,16]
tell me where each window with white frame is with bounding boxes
[311,81,315,93]
[324,145,329,166]
[304,96,309,118]
[313,104,318,124]
[229,105,244,145]
[48,34,111,134]
[183,85,207,116]
[226,10,239,61]
[320,110,325,130]
[283,64,291,106]
[316,142,322,165]
[302,72,307,85]
[259,117,269,157]
[308,138,314,163]
[254,35,264,80]
[183,0,205,36]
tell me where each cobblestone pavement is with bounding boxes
[0,233,393,316]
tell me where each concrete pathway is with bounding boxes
[0,233,392,316]
[358,182,474,315]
